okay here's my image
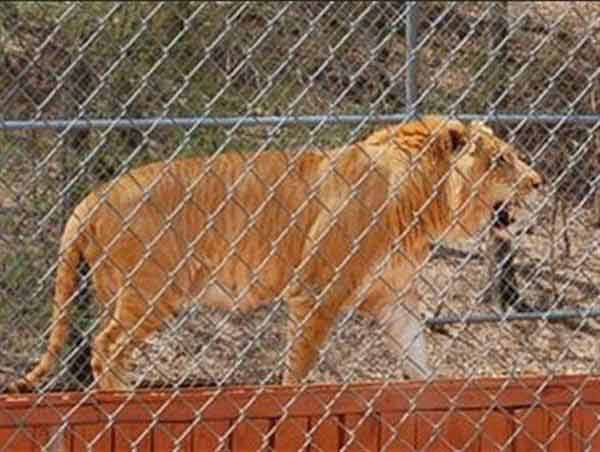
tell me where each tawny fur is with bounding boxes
[8,116,542,392]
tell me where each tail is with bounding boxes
[8,211,86,393]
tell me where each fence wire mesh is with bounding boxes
[1,1,600,451]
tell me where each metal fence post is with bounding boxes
[405,1,419,118]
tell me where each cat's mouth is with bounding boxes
[492,202,515,229]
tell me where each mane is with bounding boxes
[357,116,463,247]
[297,115,465,294]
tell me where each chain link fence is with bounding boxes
[1,1,600,450]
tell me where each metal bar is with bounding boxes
[2,113,600,131]
[426,308,600,326]
[405,1,419,117]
